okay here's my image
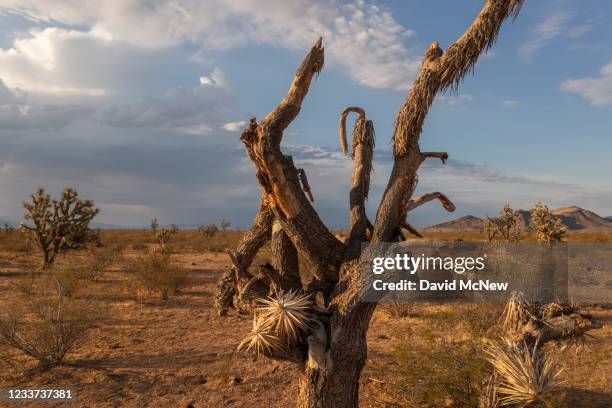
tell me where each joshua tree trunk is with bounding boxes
[215,1,526,407]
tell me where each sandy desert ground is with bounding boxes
[0,231,610,407]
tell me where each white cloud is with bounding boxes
[519,12,572,62]
[0,79,94,130]
[0,27,113,96]
[179,124,213,136]
[500,99,519,108]
[435,94,472,107]
[222,120,246,132]
[96,82,233,128]
[0,1,421,91]
[199,68,226,87]
[0,162,15,175]
[561,61,612,106]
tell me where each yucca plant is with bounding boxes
[500,292,534,335]
[485,338,564,407]
[256,291,313,344]
[237,314,282,356]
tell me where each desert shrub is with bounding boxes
[385,327,489,406]
[531,202,566,244]
[48,263,89,298]
[131,242,149,251]
[126,250,189,301]
[85,247,118,281]
[0,296,98,367]
[20,187,99,268]
[380,302,414,318]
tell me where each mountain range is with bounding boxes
[425,206,612,232]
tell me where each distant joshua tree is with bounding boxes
[149,218,159,233]
[198,223,218,238]
[20,187,99,268]
[155,224,179,247]
[531,202,566,243]
[3,222,15,235]
[219,218,231,231]
[484,204,522,242]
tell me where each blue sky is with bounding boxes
[0,0,610,228]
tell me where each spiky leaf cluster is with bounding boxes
[238,291,314,356]
[20,187,99,267]
[485,338,563,407]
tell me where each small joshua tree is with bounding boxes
[3,222,15,235]
[531,202,566,244]
[155,226,178,248]
[219,218,231,231]
[198,223,218,238]
[149,218,159,233]
[20,188,99,268]
[484,204,522,242]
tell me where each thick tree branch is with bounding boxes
[339,107,365,156]
[422,151,448,164]
[438,0,524,91]
[270,220,302,292]
[340,107,375,257]
[520,313,602,348]
[374,0,521,243]
[240,39,344,283]
[400,221,423,239]
[298,169,314,202]
[214,196,273,315]
[404,192,456,213]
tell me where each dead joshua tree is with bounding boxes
[214,2,531,407]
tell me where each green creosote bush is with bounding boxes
[126,249,189,302]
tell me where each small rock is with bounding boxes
[378,334,389,340]
[229,376,242,386]
[110,343,122,349]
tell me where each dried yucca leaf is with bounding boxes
[500,292,534,335]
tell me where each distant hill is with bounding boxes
[425,206,612,232]
[424,215,484,232]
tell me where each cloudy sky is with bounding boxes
[0,0,611,228]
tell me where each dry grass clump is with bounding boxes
[0,296,98,367]
[126,250,189,302]
[485,339,564,407]
[380,301,414,318]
